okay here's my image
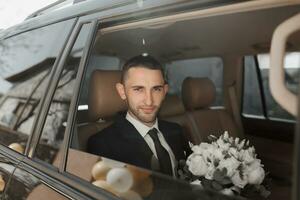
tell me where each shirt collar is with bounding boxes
[126,112,159,138]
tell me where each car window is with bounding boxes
[0,19,74,153]
[5,167,71,200]
[77,54,120,111]
[34,23,92,165]
[66,16,226,197]
[242,56,265,118]
[165,57,223,106]
[243,53,299,121]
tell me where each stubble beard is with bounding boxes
[128,104,158,126]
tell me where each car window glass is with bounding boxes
[34,23,92,165]
[257,53,298,120]
[66,18,225,197]
[0,19,73,153]
[6,167,70,200]
[77,54,120,110]
[243,53,298,121]
[242,56,265,118]
[165,57,223,106]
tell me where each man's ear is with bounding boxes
[116,83,126,100]
[163,84,169,95]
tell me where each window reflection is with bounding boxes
[35,23,92,165]
[257,53,298,120]
[0,19,73,153]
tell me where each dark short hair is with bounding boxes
[121,55,166,83]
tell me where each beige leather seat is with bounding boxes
[77,70,195,150]
[158,94,194,143]
[180,77,292,197]
[181,77,239,144]
[76,69,126,151]
[61,70,125,183]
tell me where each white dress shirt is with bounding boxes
[126,112,177,176]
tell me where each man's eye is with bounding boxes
[154,87,162,92]
[134,88,142,92]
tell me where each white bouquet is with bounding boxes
[177,132,270,198]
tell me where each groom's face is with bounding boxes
[116,66,168,127]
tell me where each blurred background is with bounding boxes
[0,0,57,29]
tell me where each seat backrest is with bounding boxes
[76,69,126,151]
[181,77,239,144]
[63,70,124,186]
[158,94,194,143]
[88,70,126,121]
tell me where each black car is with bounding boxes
[0,0,299,199]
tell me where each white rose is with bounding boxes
[199,142,212,151]
[247,162,265,185]
[231,172,247,188]
[223,131,229,140]
[235,138,240,146]
[216,138,230,151]
[240,149,255,164]
[228,147,239,158]
[204,163,215,180]
[201,145,214,162]
[187,154,208,176]
[246,159,261,172]
[248,146,256,155]
[237,139,246,150]
[213,148,224,161]
[228,136,233,143]
[218,157,240,177]
[191,143,210,154]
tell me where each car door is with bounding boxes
[2,12,112,199]
[0,149,20,199]
[0,15,77,200]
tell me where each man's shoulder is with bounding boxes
[88,123,117,141]
[89,115,130,140]
[158,119,182,130]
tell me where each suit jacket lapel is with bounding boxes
[115,115,153,161]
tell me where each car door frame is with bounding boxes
[5,14,117,200]
[14,1,300,199]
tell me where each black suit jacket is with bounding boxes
[87,115,190,172]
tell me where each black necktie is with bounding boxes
[148,128,173,175]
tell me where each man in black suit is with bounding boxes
[88,55,190,176]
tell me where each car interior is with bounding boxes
[0,1,299,199]
[68,3,300,200]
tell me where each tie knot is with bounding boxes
[148,128,159,141]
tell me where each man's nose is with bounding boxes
[145,91,153,106]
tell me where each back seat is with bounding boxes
[158,94,195,143]
[59,70,126,183]
[181,77,239,143]
[76,70,195,151]
[181,76,293,187]
[76,70,127,151]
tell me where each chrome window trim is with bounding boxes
[59,20,97,172]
